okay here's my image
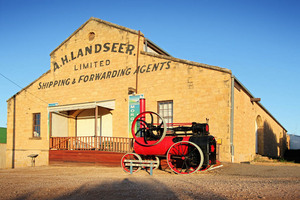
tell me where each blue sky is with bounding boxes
[0,0,299,135]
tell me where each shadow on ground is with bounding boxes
[54,178,225,200]
[13,177,226,200]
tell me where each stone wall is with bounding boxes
[233,80,287,163]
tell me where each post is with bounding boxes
[49,112,52,137]
[12,95,16,168]
[135,30,141,94]
[95,106,98,137]
[230,76,235,162]
[150,162,153,176]
[140,98,145,129]
[31,157,35,167]
[49,112,52,151]
[130,161,133,174]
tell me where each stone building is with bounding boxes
[6,17,288,168]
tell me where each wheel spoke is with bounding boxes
[137,119,147,128]
[178,144,182,155]
[174,145,181,156]
[180,159,186,172]
[185,159,190,172]
[149,112,154,126]
[187,147,196,157]
[144,132,148,144]
[158,121,163,128]
[135,128,146,137]
[185,159,192,172]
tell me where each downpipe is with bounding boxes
[230,75,235,162]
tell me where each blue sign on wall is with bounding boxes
[128,94,144,137]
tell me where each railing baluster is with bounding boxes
[69,137,71,150]
[113,137,115,152]
[62,137,64,150]
[94,136,96,150]
[89,136,90,150]
[100,136,102,150]
[109,137,111,151]
[116,138,118,152]
[117,138,118,152]
[106,137,108,151]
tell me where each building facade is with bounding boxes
[6,18,288,168]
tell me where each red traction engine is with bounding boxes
[121,111,217,175]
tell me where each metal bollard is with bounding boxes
[130,161,133,174]
[150,162,153,176]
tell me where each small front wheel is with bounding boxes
[121,153,142,173]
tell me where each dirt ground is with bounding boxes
[0,162,300,200]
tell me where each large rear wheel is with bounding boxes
[167,141,204,174]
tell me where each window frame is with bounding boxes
[32,113,41,138]
[157,100,173,127]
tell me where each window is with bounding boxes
[88,32,95,41]
[33,113,41,138]
[158,101,173,127]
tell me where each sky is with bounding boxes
[0,0,299,135]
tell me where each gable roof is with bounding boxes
[50,17,171,57]
[144,38,171,56]
[50,17,142,56]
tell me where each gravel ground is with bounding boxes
[0,162,300,200]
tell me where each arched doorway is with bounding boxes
[255,115,264,155]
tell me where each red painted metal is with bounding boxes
[139,98,145,113]
[211,144,215,153]
[134,136,190,156]
[139,98,145,129]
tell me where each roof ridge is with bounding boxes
[6,70,51,102]
[141,51,232,74]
